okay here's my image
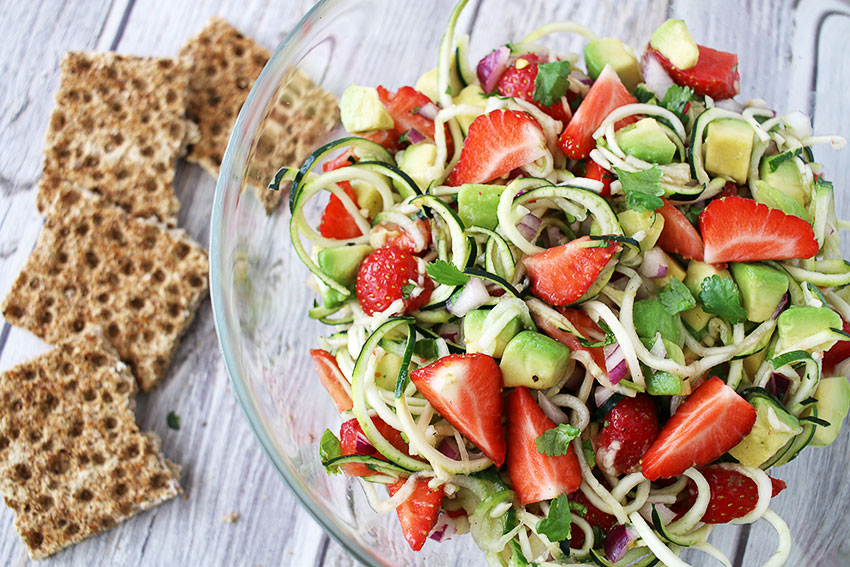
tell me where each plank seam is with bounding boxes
[809,10,850,117]
[109,0,138,51]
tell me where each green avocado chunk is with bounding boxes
[776,306,843,353]
[463,309,522,358]
[339,85,394,133]
[584,38,642,91]
[499,331,571,389]
[397,143,438,192]
[703,118,755,185]
[730,262,789,323]
[617,209,665,252]
[754,180,812,222]
[649,19,699,70]
[457,184,504,230]
[729,395,802,467]
[809,377,850,447]
[318,244,373,287]
[759,152,809,207]
[616,118,677,165]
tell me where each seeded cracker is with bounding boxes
[0,329,181,560]
[178,17,338,214]
[2,182,208,391]
[38,52,199,226]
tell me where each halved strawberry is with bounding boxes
[360,128,402,152]
[446,110,547,186]
[372,217,432,254]
[388,477,444,551]
[595,394,660,476]
[409,353,506,465]
[376,85,450,152]
[699,196,819,264]
[583,159,615,198]
[671,466,787,524]
[656,198,704,261]
[557,65,637,160]
[569,489,617,549]
[522,236,621,306]
[506,387,582,505]
[309,349,352,413]
[339,417,410,477]
[641,377,757,480]
[497,53,572,123]
[355,247,433,316]
[532,307,607,372]
[646,45,740,100]
[319,149,363,239]
[823,319,850,375]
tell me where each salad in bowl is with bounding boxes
[271,1,849,565]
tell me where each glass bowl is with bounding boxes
[209,1,850,566]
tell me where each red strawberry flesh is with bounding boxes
[595,394,660,476]
[388,478,443,551]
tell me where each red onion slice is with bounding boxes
[594,386,616,408]
[416,103,439,121]
[516,213,541,242]
[437,438,460,460]
[604,524,639,563]
[771,293,789,320]
[604,343,628,385]
[641,51,675,99]
[477,46,511,93]
[429,512,458,542]
[446,278,490,317]
[401,128,427,145]
[639,248,669,279]
[670,395,684,415]
[766,373,792,400]
[355,431,375,454]
[537,391,570,425]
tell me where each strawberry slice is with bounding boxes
[672,466,787,524]
[595,394,660,476]
[339,417,411,477]
[699,196,819,264]
[309,349,352,413]
[569,489,617,549]
[533,307,607,372]
[823,319,850,375]
[522,235,621,306]
[355,246,433,316]
[646,45,740,100]
[387,477,444,551]
[372,217,432,255]
[583,159,615,198]
[409,353,506,465]
[319,149,363,239]
[360,128,402,152]
[641,377,757,480]
[506,387,582,505]
[446,110,547,186]
[376,85,452,154]
[657,198,704,261]
[557,65,637,160]
[497,53,572,123]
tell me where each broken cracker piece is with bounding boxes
[38,51,198,225]
[179,17,338,214]
[3,181,208,391]
[0,329,181,560]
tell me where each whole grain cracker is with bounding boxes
[0,329,181,560]
[38,52,199,225]
[178,17,338,214]
[3,180,208,391]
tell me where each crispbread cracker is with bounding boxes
[178,17,338,214]
[0,330,181,559]
[38,52,199,225]
[2,181,208,391]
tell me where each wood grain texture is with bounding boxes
[0,0,848,566]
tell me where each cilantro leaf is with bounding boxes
[426,260,469,286]
[699,275,748,324]
[661,85,694,119]
[683,205,702,225]
[616,166,665,212]
[660,278,696,315]
[578,320,616,348]
[582,439,596,469]
[166,411,180,430]
[533,60,571,107]
[319,429,343,474]
[536,423,581,457]
[536,493,573,542]
[401,283,415,299]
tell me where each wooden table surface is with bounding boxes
[0,1,848,566]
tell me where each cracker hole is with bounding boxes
[37,495,53,511]
[92,453,105,465]
[143,330,154,342]
[140,145,154,158]
[115,168,129,180]
[174,242,191,259]
[77,453,89,465]
[104,417,117,430]
[28,277,40,289]
[123,443,139,459]
[76,488,93,502]
[47,450,70,475]
[5,304,24,319]
[112,466,125,478]
[161,322,175,334]
[111,483,128,499]
[149,473,167,489]
[168,303,180,318]
[28,429,41,442]
[85,251,99,268]
[144,179,157,193]
[68,419,83,437]
[82,389,96,402]
[56,251,69,264]
[24,531,43,549]
[110,227,124,242]
[41,439,53,452]
[92,213,103,225]
[115,381,130,395]
[10,399,22,412]
[140,260,154,273]
[107,323,120,338]
[13,464,31,482]
[64,379,77,392]
[165,89,177,104]
[90,354,107,367]
[101,391,113,404]
[129,297,145,310]
[36,310,53,325]
[83,155,100,168]
[65,523,79,536]
[9,428,19,439]
[131,78,146,90]
[70,319,85,333]
[0,437,8,451]
[96,292,109,304]
[166,284,179,295]
[23,369,36,381]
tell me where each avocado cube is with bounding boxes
[753,180,811,222]
[729,398,802,466]
[617,209,665,252]
[730,263,789,323]
[463,309,522,358]
[339,85,394,133]
[776,306,843,353]
[350,180,384,219]
[500,331,571,389]
[684,261,731,297]
[652,252,686,288]
[650,19,699,70]
[682,304,713,335]
[397,143,438,191]
[318,244,373,287]
[616,118,677,165]
[646,371,685,395]
[453,84,488,134]
[457,184,504,230]
[584,38,642,91]
[703,118,754,185]
[809,377,850,447]
[633,297,680,344]
[759,153,809,206]
[375,352,404,390]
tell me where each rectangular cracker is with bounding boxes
[0,329,181,560]
[38,51,199,225]
[3,180,208,391]
[178,17,339,214]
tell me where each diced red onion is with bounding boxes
[437,438,460,460]
[771,293,789,320]
[639,248,669,279]
[715,98,745,113]
[477,46,511,93]
[670,395,684,415]
[546,226,567,247]
[595,386,616,408]
[641,51,675,98]
[766,373,792,400]
[516,213,541,242]
[653,503,677,525]
[604,524,639,562]
[404,128,427,145]
[355,431,375,454]
[537,391,570,425]
[604,343,628,385]
[429,512,458,542]
[416,103,439,121]
[438,322,461,344]
[446,278,490,317]
[571,68,593,87]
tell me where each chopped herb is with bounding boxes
[413,338,439,360]
[401,283,415,299]
[166,411,180,430]
[426,260,470,286]
[582,439,596,469]
[578,320,616,348]
[533,60,572,107]
[699,275,748,324]
[536,423,581,457]
[661,85,694,120]
[536,493,573,542]
[660,278,696,315]
[632,84,657,104]
[319,429,343,474]
[683,205,702,226]
[616,166,665,212]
